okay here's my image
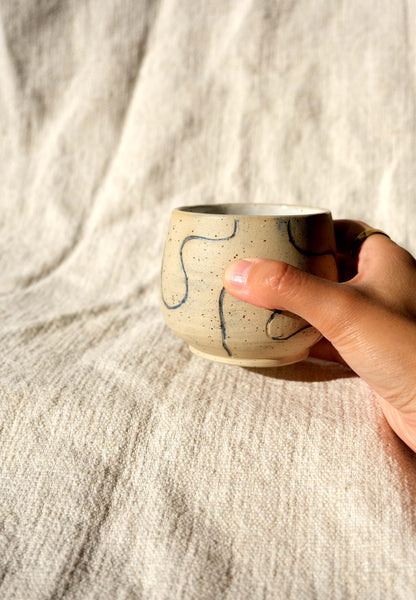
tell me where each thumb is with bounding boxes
[222,258,357,343]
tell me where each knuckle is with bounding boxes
[266,262,293,295]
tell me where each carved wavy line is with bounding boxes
[266,310,312,340]
[162,219,239,310]
[218,286,232,356]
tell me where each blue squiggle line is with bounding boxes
[266,310,312,340]
[218,287,232,356]
[287,220,335,257]
[162,219,239,310]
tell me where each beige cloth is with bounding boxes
[1,1,416,598]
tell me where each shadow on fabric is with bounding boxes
[245,357,356,383]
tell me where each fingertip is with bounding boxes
[223,258,286,309]
[222,258,257,291]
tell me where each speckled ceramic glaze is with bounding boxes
[160,204,338,367]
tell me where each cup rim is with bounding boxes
[173,203,331,217]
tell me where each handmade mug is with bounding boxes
[160,204,338,367]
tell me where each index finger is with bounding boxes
[333,219,370,255]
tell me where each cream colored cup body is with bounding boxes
[160,204,338,367]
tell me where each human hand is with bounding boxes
[223,220,416,452]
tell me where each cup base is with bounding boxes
[189,346,310,367]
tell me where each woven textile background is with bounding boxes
[1,1,416,598]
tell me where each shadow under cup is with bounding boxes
[160,204,338,367]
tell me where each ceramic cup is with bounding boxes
[160,204,338,367]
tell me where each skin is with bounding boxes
[223,220,416,452]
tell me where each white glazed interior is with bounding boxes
[175,203,330,217]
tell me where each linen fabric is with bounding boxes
[1,1,416,598]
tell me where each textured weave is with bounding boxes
[1,1,416,598]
